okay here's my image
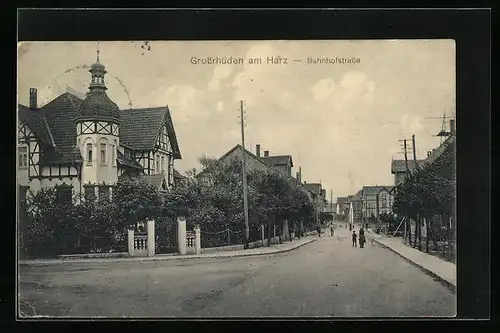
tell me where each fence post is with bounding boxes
[227,229,231,246]
[128,229,135,257]
[147,219,155,257]
[194,226,201,255]
[177,216,187,255]
[261,224,265,246]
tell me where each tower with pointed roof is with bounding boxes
[75,44,120,200]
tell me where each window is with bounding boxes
[87,143,93,165]
[100,143,107,165]
[156,155,160,174]
[111,144,116,166]
[18,146,28,168]
[56,185,73,205]
[84,186,96,202]
[381,193,387,208]
[161,156,165,172]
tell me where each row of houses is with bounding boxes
[336,119,456,226]
[195,143,330,224]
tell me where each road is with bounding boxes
[18,226,455,317]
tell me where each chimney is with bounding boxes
[264,150,269,157]
[256,144,261,157]
[29,88,37,109]
[450,119,456,135]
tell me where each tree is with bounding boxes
[113,178,164,232]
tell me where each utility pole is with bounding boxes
[403,139,409,174]
[399,138,410,245]
[240,101,250,249]
[412,134,418,170]
[412,134,422,250]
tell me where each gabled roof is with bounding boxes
[362,186,387,196]
[377,186,394,194]
[261,155,294,168]
[304,183,322,196]
[18,92,182,165]
[116,150,142,169]
[18,104,56,148]
[351,190,364,201]
[336,197,348,207]
[391,159,425,173]
[394,135,456,187]
[120,106,181,159]
[196,144,272,178]
[420,135,456,170]
[39,92,84,164]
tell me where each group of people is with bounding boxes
[351,227,366,248]
[315,224,367,249]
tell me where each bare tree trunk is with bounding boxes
[425,217,429,253]
[418,215,422,251]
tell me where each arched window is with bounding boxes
[100,138,109,165]
[86,143,93,165]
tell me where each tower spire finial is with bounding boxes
[96,41,100,63]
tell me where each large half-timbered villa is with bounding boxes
[17,53,182,204]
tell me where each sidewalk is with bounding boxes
[366,229,456,289]
[19,236,317,266]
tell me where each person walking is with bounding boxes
[330,225,334,236]
[359,227,366,248]
[317,225,321,237]
[352,230,358,247]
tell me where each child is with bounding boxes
[352,230,358,247]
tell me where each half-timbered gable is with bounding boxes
[120,106,181,188]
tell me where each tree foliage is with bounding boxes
[19,154,320,258]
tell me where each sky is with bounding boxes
[17,40,455,200]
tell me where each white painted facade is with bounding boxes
[76,120,119,187]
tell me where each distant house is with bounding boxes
[303,182,328,223]
[376,186,395,216]
[361,186,394,220]
[195,144,271,183]
[391,159,425,186]
[336,197,348,216]
[255,144,294,177]
[350,190,364,222]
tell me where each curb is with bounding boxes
[19,238,316,266]
[374,239,456,293]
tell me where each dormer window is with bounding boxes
[86,143,93,165]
